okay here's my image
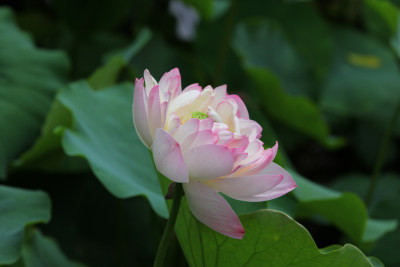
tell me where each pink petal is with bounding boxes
[207,106,223,123]
[239,119,262,140]
[183,144,235,180]
[144,69,157,95]
[216,130,234,145]
[228,135,249,153]
[159,68,182,99]
[233,163,297,201]
[183,83,202,92]
[238,139,266,165]
[147,85,162,138]
[212,122,229,132]
[169,90,201,114]
[206,174,283,201]
[227,94,249,119]
[152,129,189,183]
[160,101,168,129]
[165,113,181,135]
[180,130,215,153]
[199,118,214,130]
[209,85,227,108]
[183,181,244,239]
[133,78,152,148]
[214,85,227,101]
[216,100,238,132]
[230,141,278,177]
[173,118,200,143]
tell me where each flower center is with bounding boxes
[191,111,208,120]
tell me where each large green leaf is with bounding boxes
[14,29,151,173]
[13,56,127,173]
[57,82,167,217]
[291,171,397,244]
[0,8,69,178]
[330,173,400,266]
[20,229,85,267]
[150,172,381,266]
[12,99,87,173]
[157,177,379,267]
[176,209,378,267]
[0,185,51,264]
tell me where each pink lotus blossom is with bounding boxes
[133,68,297,239]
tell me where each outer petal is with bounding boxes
[209,85,227,108]
[239,119,262,140]
[144,69,157,94]
[133,78,152,148]
[152,129,189,183]
[183,144,235,181]
[216,100,238,133]
[159,68,182,100]
[227,94,249,119]
[206,174,283,201]
[233,162,297,202]
[147,85,162,137]
[169,90,201,114]
[165,113,181,135]
[183,181,244,239]
[232,141,278,177]
[183,83,202,92]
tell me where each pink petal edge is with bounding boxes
[183,181,244,239]
[133,78,152,148]
[183,144,235,181]
[205,173,284,200]
[152,128,189,183]
[233,162,297,202]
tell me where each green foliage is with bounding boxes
[0,186,51,264]
[57,82,167,217]
[0,8,69,178]
[245,67,335,147]
[233,19,312,97]
[291,171,397,244]
[321,27,400,118]
[14,30,149,173]
[331,173,400,266]
[156,173,378,267]
[20,229,85,267]
[232,19,344,149]
[1,1,400,266]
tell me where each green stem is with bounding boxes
[153,183,183,267]
[365,99,400,207]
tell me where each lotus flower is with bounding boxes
[133,68,297,239]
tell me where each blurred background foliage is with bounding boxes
[1,0,400,266]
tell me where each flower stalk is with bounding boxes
[153,183,184,267]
